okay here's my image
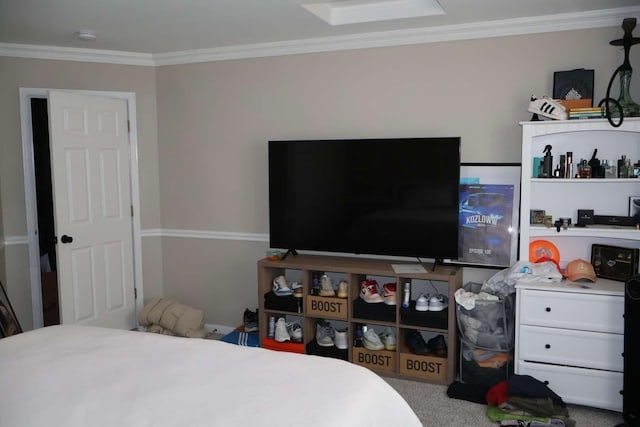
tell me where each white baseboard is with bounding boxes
[205,323,235,335]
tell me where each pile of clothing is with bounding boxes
[138,298,207,338]
[486,375,575,427]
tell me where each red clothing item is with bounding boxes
[486,380,509,405]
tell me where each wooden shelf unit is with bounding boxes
[257,254,462,384]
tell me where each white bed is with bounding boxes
[0,325,422,427]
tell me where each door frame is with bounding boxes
[19,87,144,329]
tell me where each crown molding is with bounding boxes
[1,6,638,67]
[0,42,154,66]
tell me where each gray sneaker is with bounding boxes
[363,328,384,350]
[316,320,335,347]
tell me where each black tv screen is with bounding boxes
[268,137,461,260]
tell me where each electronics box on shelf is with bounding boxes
[305,295,348,320]
[352,347,396,374]
[399,351,447,382]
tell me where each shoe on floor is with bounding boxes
[415,294,429,311]
[382,282,397,305]
[363,328,384,350]
[381,327,396,351]
[428,294,448,312]
[336,280,349,299]
[360,279,384,303]
[406,329,430,355]
[316,320,335,347]
[272,275,293,296]
[334,328,348,349]
[427,334,447,357]
[243,308,258,332]
[319,274,336,297]
[275,317,290,342]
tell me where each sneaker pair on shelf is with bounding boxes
[273,275,304,297]
[315,320,348,349]
[362,327,396,351]
[243,308,258,333]
[274,317,303,343]
[360,279,397,304]
[318,275,349,298]
[415,293,448,312]
[405,329,447,356]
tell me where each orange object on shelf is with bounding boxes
[262,338,304,354]
[529,239,560,264]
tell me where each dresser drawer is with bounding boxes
[517,361,623,411]
[518,289,623,333]
[518,325,623,371]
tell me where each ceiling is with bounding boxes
[1,0,639,57]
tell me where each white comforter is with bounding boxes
[0,325,421,427]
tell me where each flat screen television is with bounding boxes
[268,137,461,261]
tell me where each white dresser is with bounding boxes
[515,280,624,411]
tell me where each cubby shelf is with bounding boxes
[257,254,462,385]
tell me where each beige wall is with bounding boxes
[0,57,161,328]
[156,27,639,327]
[2,26,639,330]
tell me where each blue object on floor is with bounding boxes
[220,331,260,347]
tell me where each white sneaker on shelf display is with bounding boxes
[363,328,384,350]
[272,275,293,296]
[334,329,348,349]
[319,274,336,297]
[275,317,290,342]
[415,294,429,311]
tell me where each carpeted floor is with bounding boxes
[382,376,624,426]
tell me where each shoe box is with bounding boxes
[306,295,348,320]
[352,346,396,374]
[352,298,396,322]
[400,301,448,329]
[262,337,305,354]
[306,340,348,361]
[398,331,447,382]
[264,291,302,313]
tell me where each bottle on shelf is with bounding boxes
[402,282,411,308]
[603,160,617,178]
[578,159,592,178]
[619,155,628,178]
[565,151,573,178]
[268,316,276,338]
[311,272,320,296]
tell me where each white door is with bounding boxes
[48,91,136,329]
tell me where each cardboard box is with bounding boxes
[306,295,348,320]
[352,347,396,374]
[399,351,447,382]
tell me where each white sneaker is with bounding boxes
[336,280,348,299]
[334,328,348,349]
[415,294,429,312]
[382,328,396,351]
[428,294,448,312]
[274,317,290,342]
[316,321,335,347]
[319,274,336,297]
[272,275,293,296]
[363,328,384,350]
[527,95,568,120]
[360,279,384,303]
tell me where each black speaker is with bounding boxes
[621,275,640,426]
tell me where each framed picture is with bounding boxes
[0,280,22,338]
[629,196,640,217]
[553,68,594,108]
[444,163,521,268]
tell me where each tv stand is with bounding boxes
[280,248,298,261]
